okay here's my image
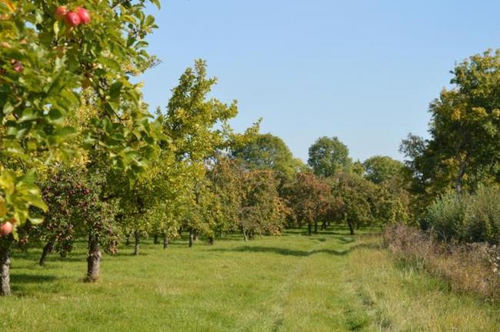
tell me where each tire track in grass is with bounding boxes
[261,235,330,331]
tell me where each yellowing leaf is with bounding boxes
[0,197,6,217]
[0,0,15,12]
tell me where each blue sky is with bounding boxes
[140,0,500,162]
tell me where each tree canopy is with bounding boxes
[308,136,351,178]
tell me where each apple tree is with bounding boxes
[283,172,332,235]
[161,59,238,245]
[1,0,161,293]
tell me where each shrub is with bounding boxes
[383,224,499,299]
[464,186,500,244]
[423,186,500,244]
[422,190,466,241]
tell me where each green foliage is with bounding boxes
[230,133,304,184]
[401,49,500,199]
[208,157,244,236]
[422,191,466,240]
[240,170,287,239]
[308,136,351,178]
[423,186,500,244]
[464,186,500,244]
[0,168,46,234]
[158,59,241,242]
[362,156,411,225]
[284,172,331,232]
[329,171,376,234]
[363,155,404,184]
[372,182,411,225]
[0,0,160,232]
[164,59,238,162]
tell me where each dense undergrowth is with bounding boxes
[384,224,499,300]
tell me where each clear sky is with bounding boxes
[140,0,500,162]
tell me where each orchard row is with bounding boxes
[1,0,498,297]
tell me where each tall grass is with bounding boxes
[384,224,500,299]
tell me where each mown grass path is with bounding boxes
[1,228,499,331]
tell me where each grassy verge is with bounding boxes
[1,227,498,331]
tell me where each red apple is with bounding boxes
[65,11,81,27]
[55,6,68,20]
[13,61,23,72]
[75,7,90,24]
[0,222,13,236]
[10,59,23,73]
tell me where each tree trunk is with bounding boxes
[188,229,193,247]
[39,240,54,266]
[125,233,130,246]
[314,220,318,233]
[153,234,159,244]
[208,236,214,245]
[0,244,11,296]
[321,220,327,230]
[85,234,101,282]
[163,234,168,249]
[347,220,355,235]
[308,223,312,235]
[242,228,248,242]
[133,231,140,256]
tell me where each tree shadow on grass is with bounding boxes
[338,237,355,244]
[10,273,57,284]
[349,242,382,251]
[307,237,327,242]
[210,246,351,257]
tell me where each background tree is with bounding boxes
[401,50,500,199]
[162,59,239,246]
[230,133,304,186]
[363,156,404,184]
[240,170,286,240]
[308,136,351,178]
[208,156,244,241]
[329,171,376,235]
[284,172,331,235]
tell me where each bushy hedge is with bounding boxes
[422,186,500,244]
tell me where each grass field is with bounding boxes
[1,227,499,331]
